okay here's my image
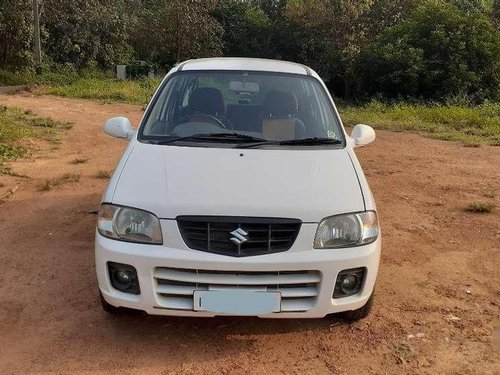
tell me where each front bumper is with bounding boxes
[96,221,381,318]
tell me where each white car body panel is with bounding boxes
[110,143,365,222]
[178,57,311,76]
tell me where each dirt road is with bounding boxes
[0,94,498,374]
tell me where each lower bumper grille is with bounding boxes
[153,267,321,313]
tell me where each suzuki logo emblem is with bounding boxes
[230,228,248,245]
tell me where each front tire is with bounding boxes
[340,293,374,322]
[99,291,124,315]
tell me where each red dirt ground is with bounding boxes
[0,93,498,374]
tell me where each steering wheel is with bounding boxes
[177,112,228,129]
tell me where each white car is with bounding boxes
[96,57,380,320]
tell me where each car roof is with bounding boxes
[174,57,313,76]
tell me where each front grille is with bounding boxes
[177,216,302,257]
[154,267,321,313]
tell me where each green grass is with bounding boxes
[36,77,500,145]
[338,101,500,146]
[37,172,81,191]
[35,77,161,106]
[0,68,161,106]
[3,69,500,145]
[0,70,35,86]
[0,105,72,164]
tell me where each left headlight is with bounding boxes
[97,204,163,244]
[314,211,379,249]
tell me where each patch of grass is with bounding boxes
[37,172,81,191]
[0,105,72,165]
[95,170,112,179]
[392,342,415,364]
[463,143,481,148]
[71,158,89,164]
[0,69,35,86]
[0,167,28,178]
[37,179,58,191]
[9,68,500,146]
[35,77,161,106]
[62,172,81,182]
[1,68,160,106]
[464,201,494,213]
[0,144,26,162]
[339,101,500,146]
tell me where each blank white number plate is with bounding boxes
[193,290,281,315]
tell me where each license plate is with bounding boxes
[193,290,281,315]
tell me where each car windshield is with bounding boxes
[139,71,344,146]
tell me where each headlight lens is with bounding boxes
[97,204,163,244]
[314,211,379,248]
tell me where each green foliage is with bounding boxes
[41,0,133,69]
[452,0,492,13]
[1,0,499,103]
[0,105,71,164]
[0,69,35,85]
[130,0,223,67]
[285,0,374,91]
[0,0,33,69]
[212,1,273,57]
[339,100,500,145]
[358,1,500,102]
[494,0,500,20]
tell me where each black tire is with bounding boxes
[340,293,374,322]
[99,291,124,315]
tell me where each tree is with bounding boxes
[0,0,33,69]
[41,0,132,69]
[285,0,374,98]
[212,1,273,58]
[362,0,418,40]
[493,0,500,20]
[131,0,223,68]
[451,0,491,14]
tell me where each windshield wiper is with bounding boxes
[237,137,342,148]
[148,133,270,145]
[279,137,342,146]
[148,134,342,147]
[201,133,270,142]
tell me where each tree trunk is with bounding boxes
[33,0,42,73]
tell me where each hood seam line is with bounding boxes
[346,151,366,211]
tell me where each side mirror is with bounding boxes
[103,117,134,140]
[351,124,375,147]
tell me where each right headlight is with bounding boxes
[314,211,379,249]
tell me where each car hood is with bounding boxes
[111,143,364,223]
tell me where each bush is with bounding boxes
[358,1,500,102]
[0,70,35,86]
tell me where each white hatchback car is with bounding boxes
[96,58,380,320]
